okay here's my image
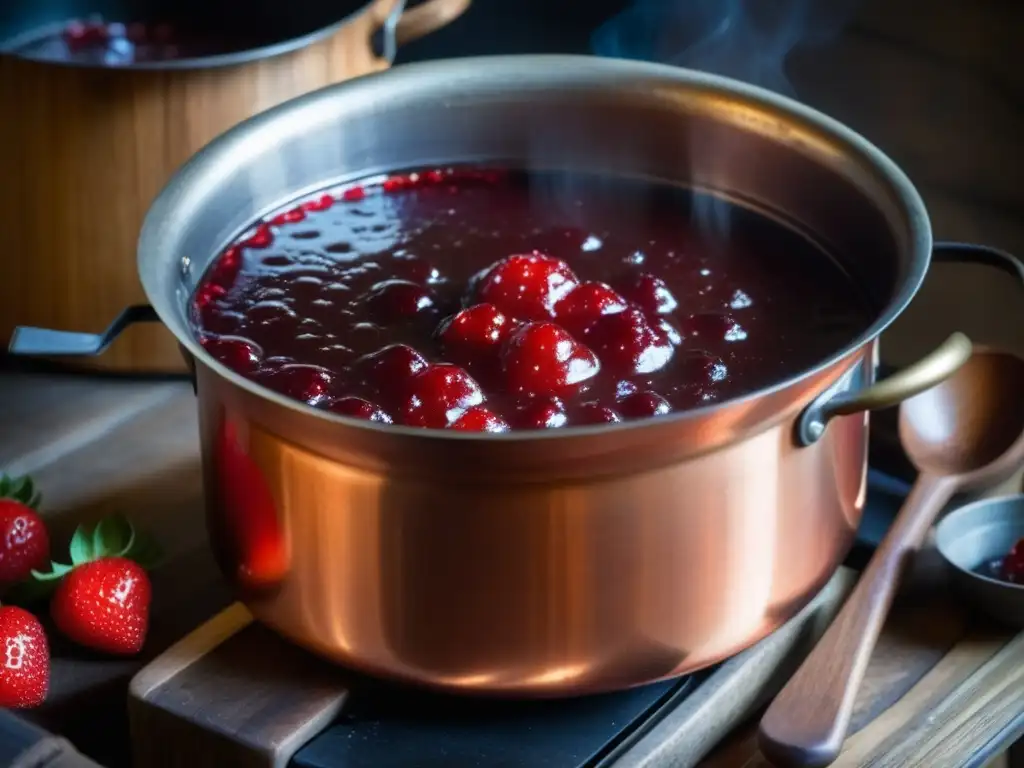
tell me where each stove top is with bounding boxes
[293,676,700,768]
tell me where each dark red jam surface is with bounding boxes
[191,168,873,432]
[12,18,254,65]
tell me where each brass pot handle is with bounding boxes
[797,332,972,446]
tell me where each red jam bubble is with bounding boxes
[190,166,871,431]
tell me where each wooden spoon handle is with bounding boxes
[758,472,959,767]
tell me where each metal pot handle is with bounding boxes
[371,0,472,65]
[796,240,1024,446]
[7,305,159,357]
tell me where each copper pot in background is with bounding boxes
[0,0,470,373]
[11,56,1023,697]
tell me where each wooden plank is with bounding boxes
[0,373,183,476]
[129,607,350,768]
[127,569,858,768]
[836,631,1024,767]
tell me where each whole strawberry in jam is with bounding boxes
[584,308,674,376]
[554,282,628,335]
[618,273,678,315]
[1003,538,1024,583]
[503,323,600,399]
[400,364,485,428]
[189,166,876,430]
[260,364,335,406]
[449,406,510,433]
[363,280,438,324]
[201,335,262,375]
[352,344,428,405]
[438,303,516,363]
[513,396,569,430]
[329,396,393,423]
[474,253,580,321]
[618,390,673,419]
[0,606,48,709]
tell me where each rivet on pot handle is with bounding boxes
[796,332,973,447]
[8,305,159,357]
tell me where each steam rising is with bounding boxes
[591,0,858,96]
[590,0,859,237]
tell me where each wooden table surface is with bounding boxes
[1,369,1022,768]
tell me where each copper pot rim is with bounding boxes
[143,55,934,444]
[0,0,388,72]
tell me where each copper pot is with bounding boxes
[12,56,1024,697]
[0,0,469,373]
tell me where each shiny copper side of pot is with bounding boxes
[135,56,941,696]
[196,348,871,696]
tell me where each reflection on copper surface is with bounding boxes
[194,350,870,696]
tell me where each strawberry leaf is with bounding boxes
[69,525,98,566]
[30,561,74,582]
[123,533,164,571]
[92,515,135,559]
[0,474,42,510]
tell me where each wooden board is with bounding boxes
[126,571,858,768]
[0,709,103,768]
[700,567,1024,767]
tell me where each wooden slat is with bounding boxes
[126,570,859,768]
[0,374,183,476]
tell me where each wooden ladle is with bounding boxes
[759,347,1024,767]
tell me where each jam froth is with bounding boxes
[191,167,873,432]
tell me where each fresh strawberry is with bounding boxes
[0,605,49,708]
[0,500,50,589]
[30,515,161,656]
[51,557,151,656]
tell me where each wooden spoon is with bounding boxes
[759,348,1024,767]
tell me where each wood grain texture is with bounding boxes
[700,610,1024,767]
[702,547,1023,767]
[0,0,469,374]
[761,348,1024,767]
[129,608,351,768]
[126,569,858,768]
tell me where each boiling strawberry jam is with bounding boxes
[192,168,873,432]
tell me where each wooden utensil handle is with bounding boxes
[758,472,959,767]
